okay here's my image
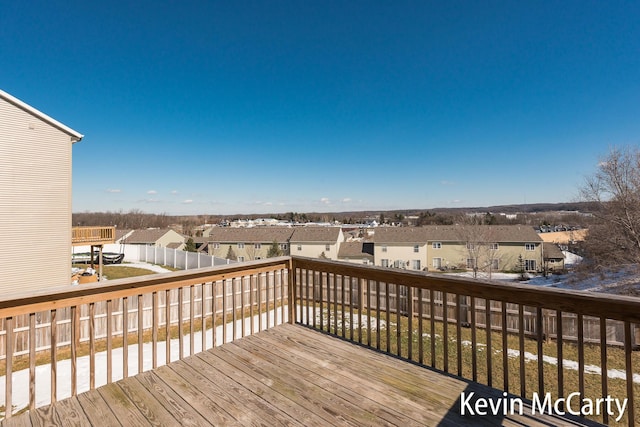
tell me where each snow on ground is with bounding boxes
[307,306,640,386]
[443,251,640,295]
[0,308,286,414]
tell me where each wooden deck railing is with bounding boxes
[291,257,640,426]
[1,256,639,424]
[0,257,290,420]
[71,226,116,246]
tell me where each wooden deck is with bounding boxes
[2,324,600,427]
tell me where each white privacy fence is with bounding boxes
[136,245,234,269]
[72,244,235,270]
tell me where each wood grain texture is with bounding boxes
[5,324,601,427]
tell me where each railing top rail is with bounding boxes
[290,256,640,323]
[0,257,290,318]
[72,226,116,231]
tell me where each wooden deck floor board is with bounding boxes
[216,339,402,426]
[186,352,308,426]
[196,347,338,426]
[151,364,242,426]
[3,323,603,426]
[236,331,438,426]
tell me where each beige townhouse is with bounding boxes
[373,227,430,271]
[421,225,545,273]
[373,225,547,274]
[290,227,344,260]
[207,227,294,261]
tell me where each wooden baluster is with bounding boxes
[152,292,158,369]
[502,301,508,392]
[107,300,113,383]
[90,302,96,390]
[123,297,128,379]
[442,292,448,372]
[29,313,36,411]
[5,317,13,419]
[51,309,57,403]
[71,305,78,396]
[599,316,608,425]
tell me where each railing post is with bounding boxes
[288,257,296,324]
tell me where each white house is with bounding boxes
[0,90,83,295]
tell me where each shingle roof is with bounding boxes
[373,225,542,244]
[338,242,374,260]
[207,227,294,243]
[290,227,342,243]
[115,229,132,241]
[372,227,431,243]
[543,242,565,260]
[125,229,182,244]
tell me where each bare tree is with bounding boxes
[580,146,640,267]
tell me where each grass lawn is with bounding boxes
[308,303,640,425]
[72,263,178,280]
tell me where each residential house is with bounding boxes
[373,225,545,273]
[543,242,566,273]
[421,225,544,273]
[290,227,344,260]
[0,89,83,294]
[337,241,374,265]
[373,227,430,270]
[123,229,186,249]
[207,228,294,261]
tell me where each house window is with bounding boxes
[413,245,419,253]
[466,258,476,269]
[280,243,288,250]
[297,244,302,251]
[412,260,421,270]
[432,258,442,269]
[525,259,536,271]
[394,260,404,268]
[238,242,245,249]
[432,242,442,249]
[489,243,499,250]
[238,256,245,262]
[325,244,330,251]
[213,243,220,249]
[525,243,536,251]
[254,243,261,249]
[381,245,387,252]
[381,259,389,267]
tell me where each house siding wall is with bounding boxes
[155,230,185,248]
[375,243,428,270]
[424,241,543,272]
[0,97,73,294]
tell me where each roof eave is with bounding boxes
[0,89,84,143]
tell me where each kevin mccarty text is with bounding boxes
[460,391,628,422]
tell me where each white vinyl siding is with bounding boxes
[0,95,77,295]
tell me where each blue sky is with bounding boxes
[2,1,639,215]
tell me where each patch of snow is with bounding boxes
[0,308,286,415]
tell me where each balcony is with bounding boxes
[71,226,116,247]
[0,257,638,425]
